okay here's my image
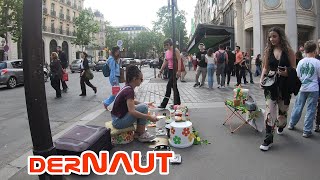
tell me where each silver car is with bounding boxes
[70,59,96,73]
[0,60,24,88]
[0,60,49,89]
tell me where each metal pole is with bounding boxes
[22,0,62,179]
[171,0,178,105]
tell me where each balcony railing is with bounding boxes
[66,15,71,21]
[59,13,64,19]
[73,31,76,36]
[43,7,48,14]
[51,27,55,33]
[66,30,70,36]
[59,29,63,34]
[42,26,47,31]
[51,11,56,17]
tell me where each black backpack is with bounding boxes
[217,51,226,64]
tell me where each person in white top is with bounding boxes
[288,40,320,137]
[205,48,216,89]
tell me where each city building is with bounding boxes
[86,10,107,61]
[42,0,84,64]
[116,25,149,39]
[190,0,320,57]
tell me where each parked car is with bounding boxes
[121,58,135,68]
[70,59,96,73]
[145,59,152,65]
[0,59,48,89]
[94,60,106,71]
[149,59,162,69]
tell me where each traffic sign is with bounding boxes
[117,40,123,47]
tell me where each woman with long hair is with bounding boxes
[79,52,97,96]
[205,48,216,89]
[111,65,157,142]
[259,27,296,151]
[103,46,121,110]
[158,38,182,109]
[50,52,63,99]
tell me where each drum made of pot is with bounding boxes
[169,121,194,148]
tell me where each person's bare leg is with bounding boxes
[136,124,146,136]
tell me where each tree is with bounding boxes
[73,9,99,51]
[0,0,23,58]
[152,6,188,50]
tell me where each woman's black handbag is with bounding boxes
[85,70,94,80]
[261,70,277,88]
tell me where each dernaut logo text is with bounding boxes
[28,151,174,175]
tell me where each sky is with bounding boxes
[84,0,198,36]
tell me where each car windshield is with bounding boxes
[0,62,7,69]
[71,60,81,64]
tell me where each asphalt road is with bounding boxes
[0,66,155,170]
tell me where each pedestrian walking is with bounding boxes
[259,27,296,151]
[255,54,262,76]
[192,53,197,71]
[57,46,68,93]
[226,46,235,86]
[234,46,243,86]
[49,52,63,99]
[103,47,121,110]
[194,43,207,87]
[180,50,188,82]
[288,40,320,138]
[242,52,254,84]
[215,44,228,89]
[111,65,158,142]
[205,48,216,89]
[158,38,182,109]
[79,52,97,96]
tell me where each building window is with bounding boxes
[263,0,281,9]
[60,6,63,13]
[51,3,55,11]
[299,0,313,10]
[67,9,70,15]
[43,0,46,7]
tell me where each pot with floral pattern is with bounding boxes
[169,121,194,148]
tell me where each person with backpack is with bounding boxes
[103,47,121,111]
[215,44,228,88]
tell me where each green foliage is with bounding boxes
[105,22,128,49]
[152,6,188,50]
[0,0,23,43]
[72,9,99,49]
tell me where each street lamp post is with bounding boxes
[22,0,62,179]
[171,0,178,104]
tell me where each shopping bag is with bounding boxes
[62,71,69,81]
[112,85,120,95]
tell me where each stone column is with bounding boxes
[252,0,262,57]
[286,0,298,51]
[316,0,320,39]
[44,37,50,64]
[234,0,244,49]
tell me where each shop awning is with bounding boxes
[187,24,234,54]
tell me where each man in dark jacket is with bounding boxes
[57,46,68,92]
[226,46,235,86]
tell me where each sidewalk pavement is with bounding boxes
[9,68,320,180]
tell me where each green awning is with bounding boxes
[187,24,234,54]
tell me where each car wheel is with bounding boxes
[71,71,75,73]
[44,73,48,82]
[7,77,17,89]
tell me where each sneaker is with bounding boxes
[93,87,97,94]
[259,133,273,151]
[315,125,320,132]
[217,85,221,88]
[138,132,156,142]
[288,125,295,130]
[62,88,68,93]
[220,86,225,89]
[158,105,166,110]
[193,83,200,87]
[79,94,86,96]
[244,81,248,84]
[302,132,312,138]
[276,127,284,135]
[235,84,240,87]
[199,84,204,87]
[250,81,254,84]
[134,132,140,139]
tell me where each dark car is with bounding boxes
[95,60,106,71]
[149,59,162,69]
[121,58,135,68]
